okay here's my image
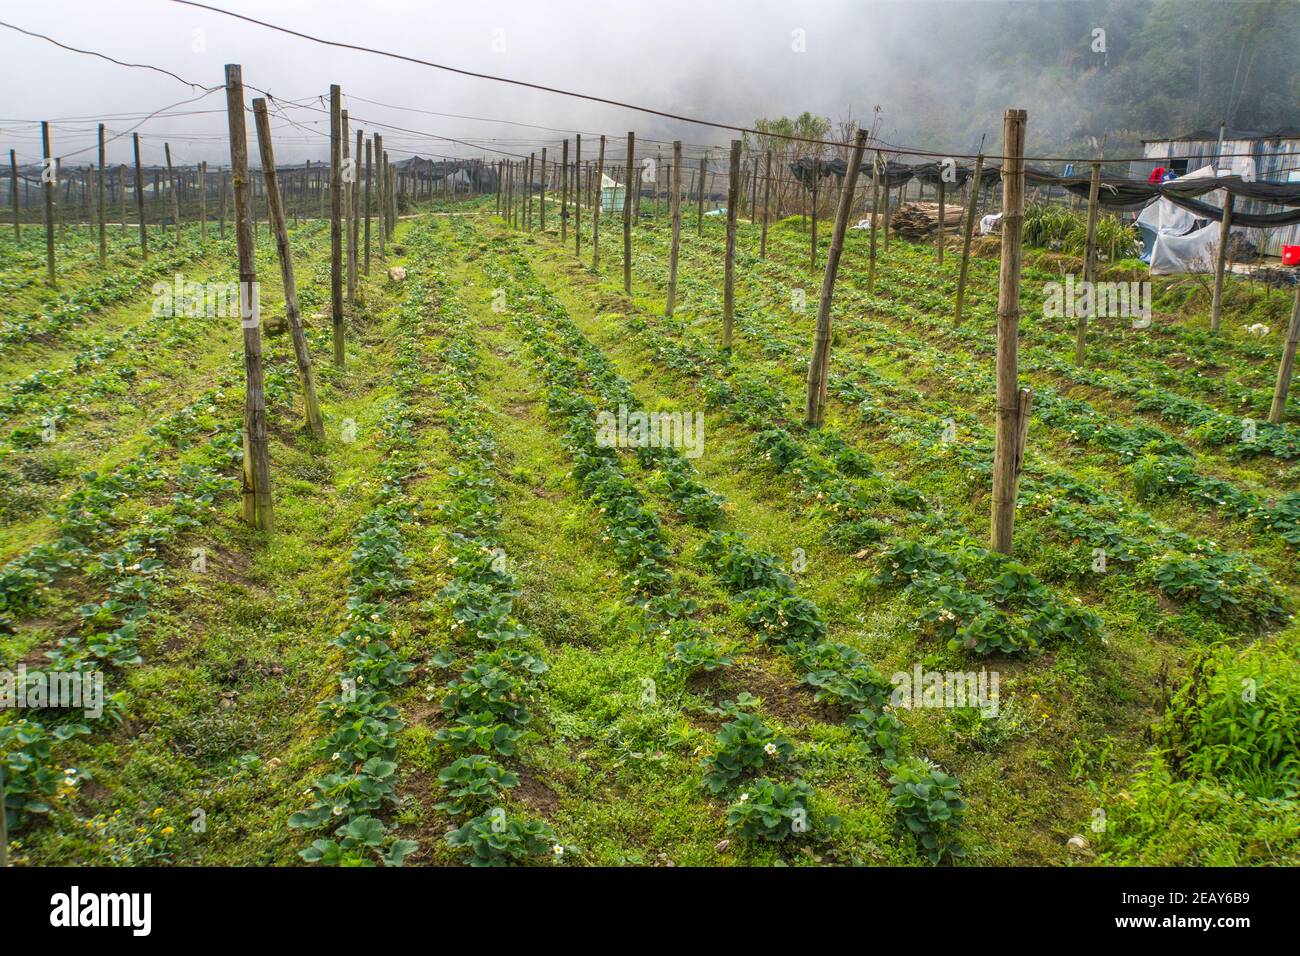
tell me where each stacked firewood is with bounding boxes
[889,202,964,240]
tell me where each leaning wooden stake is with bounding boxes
[623,132,635,293]
[253,98,325,441]
[804,130,869,427]
[225,64,273,532]
[96,124,107,265]
[1210,194,1234,333]
[132,133,148,260]
[40,122,56,286]
[991,109,1028,556]
[954,153,984,325]
[1076,160,1102,363]
[592,135,606,268]
[1269,283,1300,423]
[329,84,345,367]
[164,143,180,240]
[723,140,741,351]
[666,140,683,316]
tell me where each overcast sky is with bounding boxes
[1,0,1025,169]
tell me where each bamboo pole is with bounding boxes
[592,135,605,268]
[760,150,772,258]
[41,123,55,285]
[991,109,1028,556]
[804,130,869,427]
[666,140,683,316]
[697,154,707,236]
[723,140,740,351]
[253,98,325,441]
[329,84,345,367]
[364,138,372,275]
[1210,194,1234,333]
[96,124,106,265]
[199,161,207,244]
[540,146,547,230]
[954,154,984,325]
[1269,284,1300,423]
[375,134,385,258]
[623,132,635,293]
[868,151,883,294]
[225,64,273,532]
[1076,161,1102,363]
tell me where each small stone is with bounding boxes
[715,839,731,853]
[388,266,408,282]
[1067,834,1089,852]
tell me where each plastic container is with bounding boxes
[1283,245,1300,266]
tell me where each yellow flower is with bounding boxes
[152,807,164,818]
[161,827,175,836]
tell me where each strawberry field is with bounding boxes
[1,190,1297,870]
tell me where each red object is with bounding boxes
[1283,245,1300,266]
[1148,166,1166,184]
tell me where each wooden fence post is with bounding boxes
[760,150,772,258]
[666,140,683,316]
[623,132,634,293]
[96,124,107,265]
[724,140,741,351]
[364,138,372,275]
[40,123,57,285]
[164,143,180,240]
[810,163,819,270]
[991,109,1028,556]
[574,134,582,257]
[219,167,228,240]
[560,139,569,243]
[10,149,19,240]
[1210,194,1234,333]
[199,161,207,244]
[130,134,149,260]
[1077,160,1102,363]
[1269,283,1300,423]
[954,154,984,325]
[697,154,706,236]
[936,177,946,264]
[329,84,345,367]
[540,146,547,230]
[592,136,606,267]
[375,134,385,257]
[225,64,273,532]
[349,127,361,306]
[868,150,883,294]
[253,97,325,441]
[804,130,869,427]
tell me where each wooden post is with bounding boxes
[750,153,758,223]
[1269,284,1300,423]
[1210,194,1234,333]
[11,149,21,240]
[954,154,984,324]
[118,165,127,236]
[592,135,605,268]
[623,132,635,293]
[526,154,534,229]
[666,140,683,316]
[560,139,569,243]
[540,146,547,230]
[760,150,772,258]
[199,161,207,244]
[654,148,661,219]
[165,143,181,240]
[132,134,148,259]
[868,151,883,294]
[96,125,107,265]
[364,138,372,275]
[574,134,582,257]
[349,127,361,306]
[723,140,741,351]
[375,134,385,257]
[810,162,819,271]
[1076,161,1102,363]
[329,85,345,367]
[41,122,55,286]
[253,97,325,441]
[219,167,228,240]
[804,130,869,427]
[936,177,946,264]
[697,155,706,236]
[991,109,1027,556]
[225,64,273,533]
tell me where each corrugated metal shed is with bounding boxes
[1131,130,1300,257]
